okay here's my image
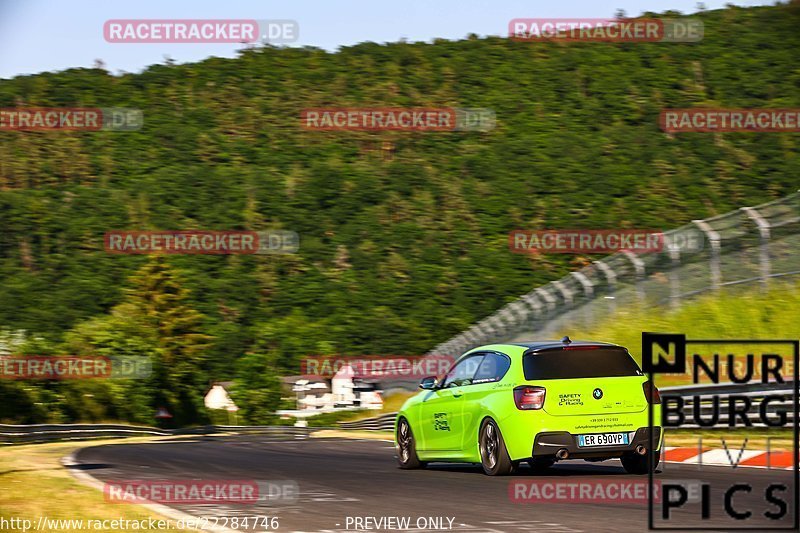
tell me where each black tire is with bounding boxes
[528,457,556,473]
[621,449,661,475]
[396,418,426,469]
[479,418,518,476]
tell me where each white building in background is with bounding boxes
[204,381,240,424]
[204,381,238,411]
[331,364,357,406]
[291,377,332,410]
[280,364,383,418]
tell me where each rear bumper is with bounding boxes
[532,427,661,460]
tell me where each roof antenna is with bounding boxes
[561,336,572,345]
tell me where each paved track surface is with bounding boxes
[73,435,797,532]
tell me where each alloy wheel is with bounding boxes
[481,422,499,468]
[398,419,412,462]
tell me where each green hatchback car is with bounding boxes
[396,338,662,475]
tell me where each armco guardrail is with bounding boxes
[0,424,311,445]
[430,191,800,355]
[339,413,396,431]
[335,381,796,431]
[0,423,171,444]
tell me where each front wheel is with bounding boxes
[479,419,518,476]
[621,449,661,475]
[396,418,426,469]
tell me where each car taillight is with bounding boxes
[514,386,546,410]
[643,380,661,404]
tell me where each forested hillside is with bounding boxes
[0,4,798,423]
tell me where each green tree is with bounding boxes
[63,258,213,425]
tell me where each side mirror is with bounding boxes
[419,376,438,390]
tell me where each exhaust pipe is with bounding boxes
[556,448,569,460]
[635,445,647,456]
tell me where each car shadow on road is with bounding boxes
[421,461,662,476]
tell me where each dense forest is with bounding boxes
[0,4,798,424]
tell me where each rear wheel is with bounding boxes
[479,419,518,476]
[396,418,425,469]
[621,449,661,475]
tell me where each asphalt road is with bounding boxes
[73,435,797,533]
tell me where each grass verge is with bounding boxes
[0,438,195,532]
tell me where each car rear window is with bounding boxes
[522,347,642,380]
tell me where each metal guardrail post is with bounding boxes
[499,307,518,333]
[571,271,595,327]
[593,260,617,314]
[509,301,530,323]
[454,340,463,354]
[621,250,646,301]
[519,292,544,336]
[570,271,594,299]
[593,260,617,288]
[668,247,681,308]
[551,280,573,306]
[741,206,772,288]
[462,329,479,346]
[485,315,500,339]
[467,325,483,344]
[693,219,722,290]
[521,292,543,317]
[534,287,557,311]
[473,322,490,343]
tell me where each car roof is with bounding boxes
[466,340,625,357]
[511,340,625,351]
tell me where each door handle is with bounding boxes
[452,389,463,398]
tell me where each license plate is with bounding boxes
[577,432,629,447]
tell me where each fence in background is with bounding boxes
[430,191,800,355]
